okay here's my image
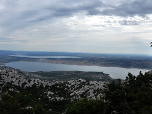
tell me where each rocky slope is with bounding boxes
[0,69,107,113]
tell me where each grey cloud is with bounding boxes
[0,37,16,42]
[27,0,152,23]
[101,0,152,17]
[12,0,105,24]
[0,0,151,33]
[0,37,28,43]
[0,9,43,32]
[0,0,103,32]
[45,0,152,17]
[119,20,141,25]
[46,0,104,17]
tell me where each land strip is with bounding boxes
[0,55,152,69]
[38,58,152,69]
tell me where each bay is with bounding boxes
[5,61,149,79]
[9,55,80,58]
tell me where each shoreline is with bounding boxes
[37,59,150,70]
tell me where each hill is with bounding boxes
[1,67,152,113]
[0,68,107,113]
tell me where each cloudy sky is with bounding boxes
[0,0,152,54]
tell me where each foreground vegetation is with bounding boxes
[67,71,152,114]
[0,71,152,114]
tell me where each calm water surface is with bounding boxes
[5,61,149,79]
[10,55,80,58]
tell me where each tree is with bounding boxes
[0,93,47,114]
[66,98,106,114]
[103,72,152,114]
[103,79,127,114]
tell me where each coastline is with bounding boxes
[36,59,150,70]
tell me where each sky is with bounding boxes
[0,0,152,54]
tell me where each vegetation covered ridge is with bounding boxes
[0,69,106,113]
[0,68,152,113]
